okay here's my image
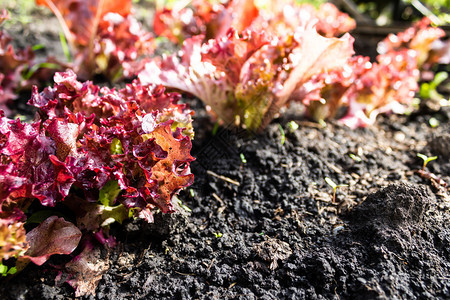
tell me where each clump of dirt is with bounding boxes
[329,183,449,299]
[350,183,431,225]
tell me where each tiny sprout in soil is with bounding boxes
[287,121,299,133]
[0,263,17,277]
[417,153,438,171]
[213,233,223,238]
[428,117,439,128]
[349,153,362,162]
[419,71,448,101]
[212,121,220,136]
[176,198,192,213]
[325,177,348,203]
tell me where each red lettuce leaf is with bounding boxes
[270,27,354,107]
[302,47,420,128]
[28,71,194,220]
[139,29,272,128]
[314,3,356,38]
[143,122,195,213]
[340,51,418,128]
[0,112,78,207]
[300,55,371,122]
[86,13,155,79]
[0,165,28,206]
[24,216,81,266]
[31,154,75,206]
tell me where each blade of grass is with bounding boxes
[23,62,61,80]
[31,44,45,51]
[59,31,72,62]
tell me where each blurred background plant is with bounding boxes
[0,0,42,25]
[338,0,449,25]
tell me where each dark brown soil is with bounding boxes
[0,3,449,300]
[1,99,449,299]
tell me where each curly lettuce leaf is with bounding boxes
[24,216,81,266]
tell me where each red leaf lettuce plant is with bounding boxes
[377,17,447,70]
[154,0,355,43]
[302,17,447,128]
[0,70,194,282]
[302,50,420,128]
[35,0,154,80]
[140,26,354,131]
[150,3,446,131]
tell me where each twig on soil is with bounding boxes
[212,193,227,214]
[134,248,148,269]
[207,170,240,186]
[207,258,216,271]
[174,270,196,276]
[415,169,447,188]
[117,272,135,283]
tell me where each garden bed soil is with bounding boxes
[0,3,449,299]
[1,99,449,299]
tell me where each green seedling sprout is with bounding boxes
[318,119,327,128]
[419,71,448,100]
[240,153,247,164]
[349,153,362,162]
[428,117,439,128]
[212,121,220,136]
[31,44,45,51]
[417,153,437,171]
[0,263,17,277]
[325,177,348,203]
[286,121,299,133]
[213,232,223,238]
[177,198,192,212]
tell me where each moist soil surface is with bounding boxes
[1,3,450,300]
[2,101,449,300]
